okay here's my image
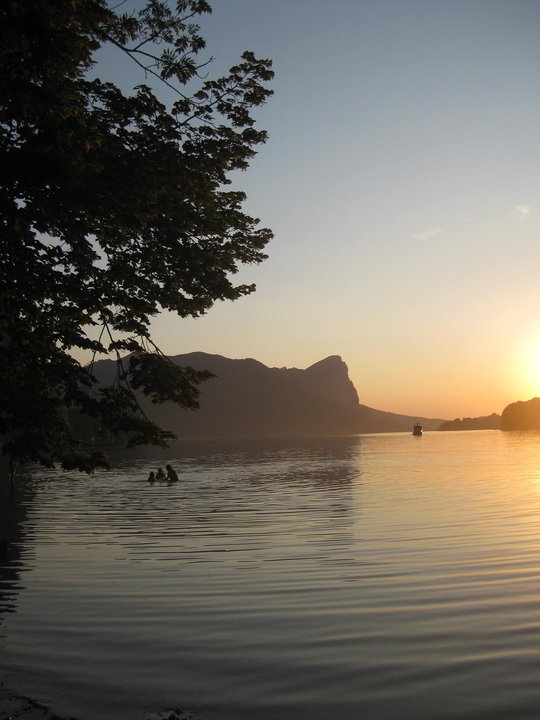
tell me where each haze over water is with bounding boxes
[3,431,540,719]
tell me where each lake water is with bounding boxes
[2,431,540,720]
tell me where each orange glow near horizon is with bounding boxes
[516,335,540,402]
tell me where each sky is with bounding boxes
[98,0,540,420]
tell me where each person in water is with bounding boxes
[147,471,156,484]
[156,467,166,481]
[166,464,179,483]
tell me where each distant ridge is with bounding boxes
[438,413,501,431]
[91,352,445,438]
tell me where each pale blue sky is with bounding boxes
[101,0,540,418]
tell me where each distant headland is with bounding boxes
[501,397,540,431]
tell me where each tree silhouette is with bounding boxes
[0,0,273,480]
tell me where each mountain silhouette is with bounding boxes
[90,352,445,438]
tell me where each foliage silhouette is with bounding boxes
[0,0,273,480]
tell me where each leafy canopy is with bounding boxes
[0,0,273,471]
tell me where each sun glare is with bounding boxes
[519,336,540,399]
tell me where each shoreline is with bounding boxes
[0,679,195,720]
[0,683,59,720]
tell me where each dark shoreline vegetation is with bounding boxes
[436,397,540,432]
[437,413,501,431]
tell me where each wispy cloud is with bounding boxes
[512,204,531,221]
[412,227,445,243]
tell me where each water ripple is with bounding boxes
[2,433,540,720]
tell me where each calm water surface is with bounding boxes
[2,431,540,719]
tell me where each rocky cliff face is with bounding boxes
[501,398,540,431]
[89,352,444,438]
[302,355,360,407]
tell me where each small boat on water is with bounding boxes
[412,423,423,436]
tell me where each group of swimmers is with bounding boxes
[147,464,179,484]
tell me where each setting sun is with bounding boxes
[529,342,540,394]
[515,335,540,400]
